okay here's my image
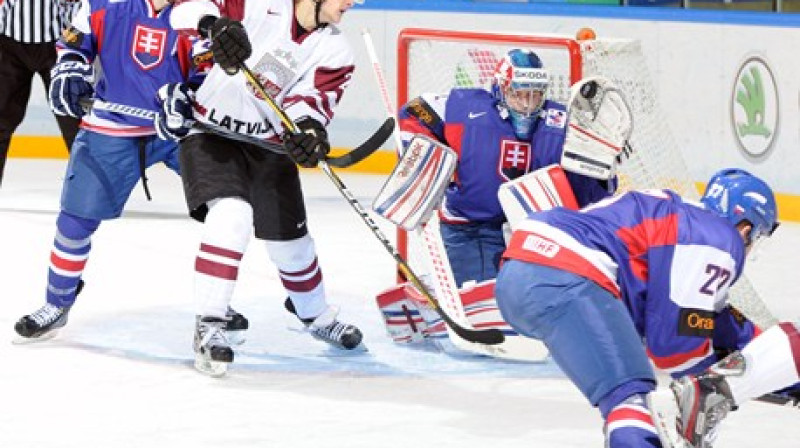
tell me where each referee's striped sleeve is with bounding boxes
[0,0,78,43]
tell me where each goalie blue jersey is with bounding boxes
[398,88,611,224]
[56,0,206,136]
[503,189,758,377]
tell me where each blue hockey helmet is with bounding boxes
[700,168,779,246]
[491,49,549,140]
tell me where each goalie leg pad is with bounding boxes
[375,282,447,342]
[498,164,579,231]
[372,135,457,230]
[459,279,517,335]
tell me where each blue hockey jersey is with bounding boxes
[503,189,757,376]
[398,88,611,224]
[57,0,204,136]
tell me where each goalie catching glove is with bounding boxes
[283,117,331,168]
[561,76,633,180]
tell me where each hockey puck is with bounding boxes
[580,81,598,99]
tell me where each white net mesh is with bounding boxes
[398,29,775,328]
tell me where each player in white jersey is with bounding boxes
[157,0,364,376]
[657,321,800,447]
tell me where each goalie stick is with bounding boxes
[79,98,389,169]
[238,62,504,346]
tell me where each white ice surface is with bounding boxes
[1,159,797,447]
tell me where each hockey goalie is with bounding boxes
[373,73,633,362]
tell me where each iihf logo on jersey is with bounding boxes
[498,139,531,181]
[132,25,167,70]
[545,109,567,128]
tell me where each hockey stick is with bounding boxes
[79,98,387,169]
[238,62,504,346]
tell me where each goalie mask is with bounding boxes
[700,168,779,247]
[491,49,549,140]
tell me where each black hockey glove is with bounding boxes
[201,16,251,75]
[283,117,330,168]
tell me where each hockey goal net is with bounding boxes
[395,28,775,328]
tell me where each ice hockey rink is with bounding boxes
[1,159,798,447]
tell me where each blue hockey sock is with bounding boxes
[46,211,100,307]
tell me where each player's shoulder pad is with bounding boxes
[446,87,493,104]
[403,94,444,131]
[316,25,355,66]
[190,38,213,68]
[445,87,496,116]
[88,0,113,10]
[543,99,567,111]
[449,87,489,97]
[60,25,87,50]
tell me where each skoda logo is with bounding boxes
[731,56,779,161]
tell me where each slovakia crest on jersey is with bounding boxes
[545,108,567,128]
[131,25,167,70]
[498,139,531,181]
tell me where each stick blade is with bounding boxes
[452,325,506,345]
[327,117,395,168]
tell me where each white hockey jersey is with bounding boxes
[171,0,355,139]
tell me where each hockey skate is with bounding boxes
[194,307,248,346]
[285,298,364,350]
[13,280,84,343]
[13,303,72,343]
[670,372,735,448]
[193,316,234,377]
[226,306,249,345]
[649,371,736,448]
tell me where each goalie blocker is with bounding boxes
[372,135,457,231]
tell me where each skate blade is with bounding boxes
[227,330,246,346]
[316,343,369,355]
[341,343,368,353]
[194,355,229,377]
[12,330,59,345]
[647,389,691,448]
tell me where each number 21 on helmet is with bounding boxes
[700,168,779,248]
